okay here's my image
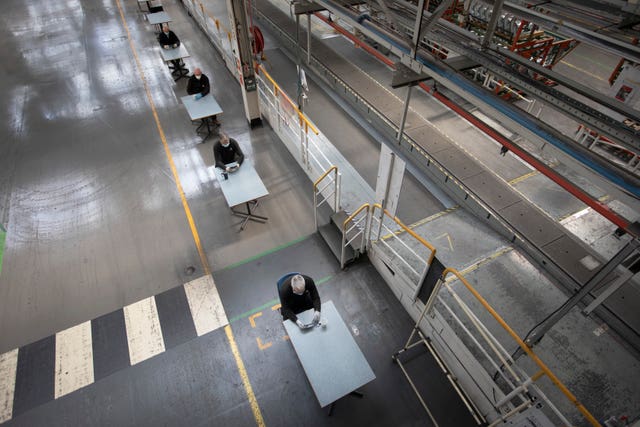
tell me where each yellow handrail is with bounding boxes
[441,267,601,427]
[258,65,320,135]
[343,203,370,230]
[313,166,337,189]
[371,203,436,265]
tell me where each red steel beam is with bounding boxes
[313,12,631,231]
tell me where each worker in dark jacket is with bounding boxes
[213,133,244,171]
[187,67,210,97]
[279,274,321,329]
[158,24,185,71]
[187,68,219,124]
[158,23,180,48]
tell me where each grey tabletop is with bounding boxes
[283,301,376,408]
[180,94,223,121]
[160,44,190,62]
[146,11,171,25]
[215,163,269,208]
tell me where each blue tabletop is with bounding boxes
[181,94,223,121]
[283,301,376,407]
[215,163,268,207]
[160,44,190,61]
[146,11,171,25]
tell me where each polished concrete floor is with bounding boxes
[0,0,317,352]
[1,0,640,425]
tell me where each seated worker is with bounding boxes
[157,24,185,72]
[279,274,321,329]
[214,132,244,172]
[187,67,219,124]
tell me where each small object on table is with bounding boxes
[181,94,223,142]
[283,301,375,414]
[160,44,190,81]
[215,163,268,232]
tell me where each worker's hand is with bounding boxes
[173,43,178,48]
[163,45,169,49]
[296,320,306,329]
[195,93,203,100]
[225,166,231,172]
[312,310,321,325]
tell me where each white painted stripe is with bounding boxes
[0,348,18,423]
[55,321,94,399]
[123,297,166,365]
[184,275,228,336]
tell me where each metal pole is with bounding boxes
[307,13,311,64]
[397,85,413,143]
[296,14,303,110]
[481,0,505,49]
[525,238,640,347]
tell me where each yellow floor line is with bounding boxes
[226,325,267,426]
[114,2,265,425]
[446,246,514,282]
[559,61,606,82]
[509,170,539,185]
[380,206,460,241]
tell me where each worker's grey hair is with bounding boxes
[291,274,305,294]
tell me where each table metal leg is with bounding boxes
[169,61,189,81]
[231,200,268,231]
[326,390,364,416]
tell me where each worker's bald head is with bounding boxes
[291,275,305,295]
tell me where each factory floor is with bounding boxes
[0,0,638,425]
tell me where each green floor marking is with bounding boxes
[221,234,310,271]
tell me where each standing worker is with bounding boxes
[213,132,244,172]
[279,274,321,329]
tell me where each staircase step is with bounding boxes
[331,210,365,245]
[318,222,356,266]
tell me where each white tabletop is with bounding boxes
[283,301,376,408]
[160,44,190,62]
[181,94,223,121]
[146,11,171,25]
[215,163,268,208]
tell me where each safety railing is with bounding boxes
[395,264,601,426]
[446,267,600,425]
[341,203,370,269]
[313,166,340,230]
[574,125,640,173]
[369,203,436,291]
[256,65,342,179]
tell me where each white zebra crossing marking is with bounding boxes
[184,275,228,336]
[0,348,18,423]
[55,321,94,399]
[123,297,166,365]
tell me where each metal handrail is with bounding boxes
[441,267,600,427]
[340,203,370,269]
[259,65,319,135]
[371,203,436,265]
[313,166,339,230]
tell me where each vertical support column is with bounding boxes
[226,0,261,126]
[481,0,504,49]
[307,13,312,65]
